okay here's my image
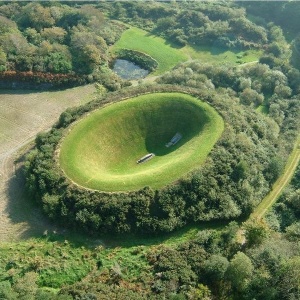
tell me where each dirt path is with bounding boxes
[0,85,96,242]
[250,137,300,220]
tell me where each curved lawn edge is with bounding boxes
[59,93,224,192]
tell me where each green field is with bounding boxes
[59,93,224,192]
[111,27,188,75]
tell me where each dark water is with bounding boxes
[113,59,149,80]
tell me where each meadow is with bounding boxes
[59,93,224,191]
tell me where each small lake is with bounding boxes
[113,59,149,80]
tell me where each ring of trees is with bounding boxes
[114,48,158,71]
[25,84,280,235]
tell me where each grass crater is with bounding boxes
[59,93,224,191]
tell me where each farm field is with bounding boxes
[111,27,188,75]
[59,93,224,191]
[0,85,96,242]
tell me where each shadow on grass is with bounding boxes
[145,128,203,156]
[144,110,207,156]
[190,44,243,56]
[5,153,58,241]
[145,31,184,50]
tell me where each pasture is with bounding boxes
[59,93,224,191]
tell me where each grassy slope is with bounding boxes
[111,27,188,75]
[59,93,224,191]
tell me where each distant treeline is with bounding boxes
[2,1,300,90]
[0,2,127,89]
[99,1,268,48]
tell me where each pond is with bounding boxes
[113,59,149,80]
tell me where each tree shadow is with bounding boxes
[145,32,184,50]
[5,153,58,240]
[144,122,206,156]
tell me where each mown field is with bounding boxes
[59,93,224,191]
[111,27,188,75]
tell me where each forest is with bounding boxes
[1,1,300,299]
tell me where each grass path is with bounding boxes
[250,137,300,219]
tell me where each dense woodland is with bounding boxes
[1,1,300,299]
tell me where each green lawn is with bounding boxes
[181,44,262,65]
[111,27,188,75]
[59,93,224,192]
[111,27,262,75]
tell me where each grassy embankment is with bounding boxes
[59,93,224,192]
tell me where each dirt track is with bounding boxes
[0,85,96,242]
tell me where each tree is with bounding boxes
[41,27,67,44]
[243,218,270,246]
[226,252,254,292]
[47,51,72,73]
[239,88,264,106]
[13,272,38,300]
[0,281,17,300]
[187,284,212,300]
[278,257,300,300]
[1,14,17,31]
[0,47,6,71]
[18,3,55,31]
[203,254,229,297]
[23,28,42,45]
[264,156,284,184]
[285,222,300,241]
